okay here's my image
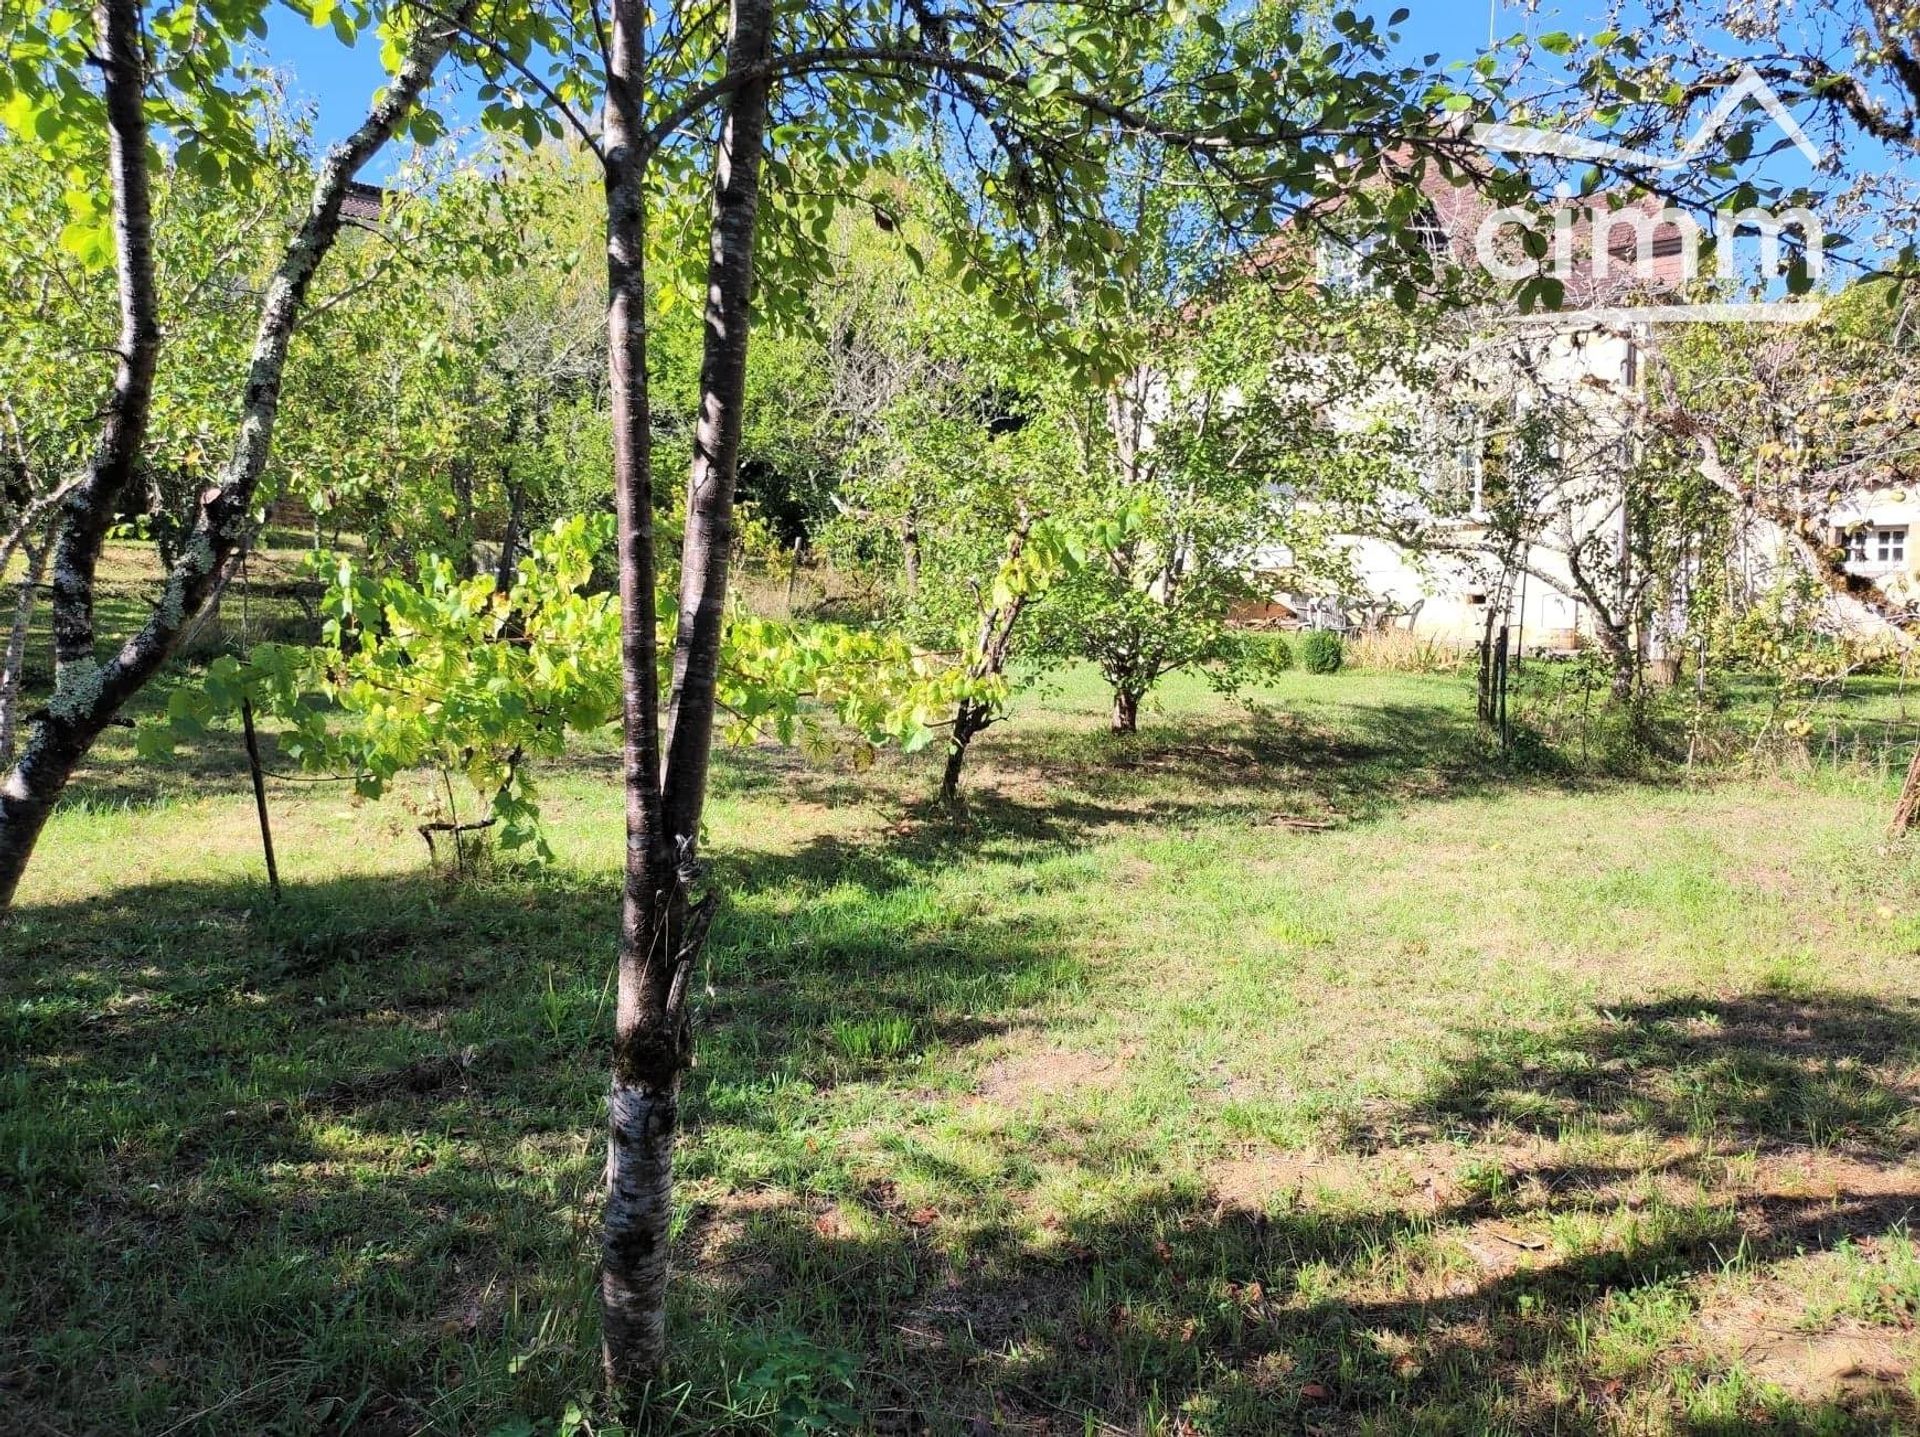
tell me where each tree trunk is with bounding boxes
[0,5,465,910]
[1596,624,1636,702]
[598,0,674,1391]
[1892,740,1920,836]
[0,0,155,907]
[937,525,1035,805]
[939,698,988,805]
[901,511,920,596]
[1112,687,1141,734]
[0,529,51,767]
[45,0,159,694]
[660,0,774,849]
[451,457,478,578]
[598,0,773,1396]
[495,479,527,594]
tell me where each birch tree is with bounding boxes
[529,0,1501,1391]
[0,0,479,902]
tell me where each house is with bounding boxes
[1833,494,1918,605]
[1255,168,1913,656]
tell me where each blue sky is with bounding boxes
[263,0,1882,246]
[263,2,428,149]
[264,0,1583,147]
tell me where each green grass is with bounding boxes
[5,659,1920,1434]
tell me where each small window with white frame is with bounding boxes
[1844,525,1909,567]
[1318,231,1380,292]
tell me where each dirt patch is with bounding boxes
[975,1045,1128,1104]
[1206,1137,1547,1214]
[432,1276,507,1342]
[678,1188,798,1292]
[1739,1152,1920,1205]
[1208,1150,1364,1210]
[896,1268,1081,1352]
[1455,1217,1554,1279]
[1701,1292,1912,1403]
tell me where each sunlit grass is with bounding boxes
[5,661,1920,1433]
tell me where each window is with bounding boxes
[1844,526,1908,566]
[1318,232,1380,292]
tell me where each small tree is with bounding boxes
[816,221,1119,799]
[144,514,978,855]
[1043,278,1406,731]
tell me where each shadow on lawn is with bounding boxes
[46,689,1502,827]
[7,840,1918,1434]
[679,989,1920,1436]
[700,696,1609,897]
[1409,992,1920,1158]
[0,862,1072,1431]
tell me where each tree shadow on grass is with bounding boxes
[0,862,1070,1433]
[1404,992,1920,1160]
[8,863,1919,1433]
[668,990,1920,1436]
[702,696,1668,875]
[688,698,1533,906]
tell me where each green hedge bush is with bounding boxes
[1298,629,1344,675]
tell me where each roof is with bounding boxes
[1256,152,1695,310]
[340,181,386,222]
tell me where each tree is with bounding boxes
[140,514,972,860]
[0,0,480,902]
[1041,273,1411,731]
[813,213,1116,800]
[278,151,609,578]
[1381,312,1673,703]
[560,0,1496,1388]
[1569,0,1920,274]
[0,127,312,755]
[1650,283,1920,641]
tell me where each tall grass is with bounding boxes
[1345,627,1475,675]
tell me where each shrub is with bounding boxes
[1298,629,1344,675]
[1233,630,1292,678]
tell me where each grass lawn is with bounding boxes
[5,660,1920,1435]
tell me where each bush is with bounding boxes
[1236,630,1292,677]
[1298,629,1344,675]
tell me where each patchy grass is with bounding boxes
[4,664,1920,1435]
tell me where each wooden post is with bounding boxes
[240,698,281,900]
[1495,624,1511,756]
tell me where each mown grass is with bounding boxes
[4,656,1920,1435]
